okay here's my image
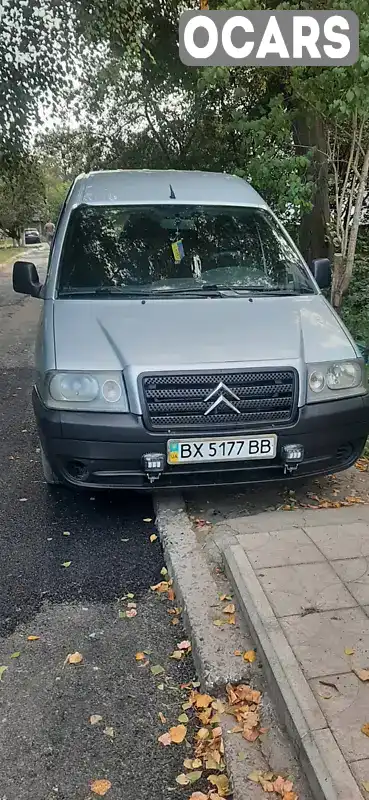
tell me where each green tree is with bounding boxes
[0,156,46,243]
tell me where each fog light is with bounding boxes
[142,453,165,483]
[281,444,304,468]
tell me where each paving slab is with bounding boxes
[220,511,369,799]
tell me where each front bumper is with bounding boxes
[33,388,369,490]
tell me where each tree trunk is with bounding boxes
[330,140,369,312]
[292,112,332,266]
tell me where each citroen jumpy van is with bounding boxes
[12,170,369,490]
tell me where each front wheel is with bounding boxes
[40,445,60,485]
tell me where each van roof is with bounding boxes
[71,169,267,208]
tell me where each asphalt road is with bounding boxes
[0,247,197,800]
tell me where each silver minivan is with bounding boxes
[12,169,369,490]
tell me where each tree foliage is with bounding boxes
[0,156,46,242]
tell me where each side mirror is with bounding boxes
[311,258,331,290]
[13,261,42,297]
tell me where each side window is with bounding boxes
[45,182,73,282]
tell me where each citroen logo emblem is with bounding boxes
[204,381,241,415]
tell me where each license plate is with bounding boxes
[167,435,277,465]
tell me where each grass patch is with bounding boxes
[0,246,23,265]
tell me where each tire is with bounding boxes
[40,445,60,485]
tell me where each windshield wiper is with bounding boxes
[58,287,154,298]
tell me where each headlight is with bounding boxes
[44,371,129,412]
[307,359,366,403]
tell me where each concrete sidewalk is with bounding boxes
[219,506,369,799]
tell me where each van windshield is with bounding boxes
[58,204,315,296]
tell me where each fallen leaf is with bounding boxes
[118,611,126,619]
[89,715,103,725]
[143,517,153,522]
[10,652,20,659]
[170,650,183,660]
[188,771,202,784]
[178,713,189,723]
[227,615,236,625]
[160,567,168,577]
[158,712,166,724]
[220,594,232,601]
[157,683,164,691]
[67,652,83,665]
[27,635,40,641]
[150,534,158,543]
[345,647,355,655]
[284,794,298,800]
[172,618,179,625]
[0,666,8,681]
[208,774,230,796]
[151,581,169,593]
[234,650,242,656]
[158,732,172,746]
[223,603,235,615]
[195,693,214,709]
[176,774,190,786]
[213,619,225,627]
[362,782,369,792]
[196,727,210,740]
[248,771,262,783]
[135,652,145,662]
[362,724,369,737]
[151,665,165,676]
[243,728,260,742]
[206,757,221,771]
[167,588,175,601]
[62,561,71,568]
[354,668,369,682]
[169,724,187,743]
[212,699,225,714]
[177,640,191,650]
[125,609,137,618]
[90,779,112,796]
[63,531,70,536]
[189,794,208,800]
[103,727,114,738]
[244,650,256,663]
[191,759,203,769]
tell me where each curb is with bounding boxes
[154,494,316,800]
[223,543,363,800]
[154,493,253,692]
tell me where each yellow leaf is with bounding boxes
[208,774,230,796]
[172,618,179,625]
[188,771,203,784]
[135,652,145,662]
[223,603,235,615]
[195,693,214,708]
[169,724,187,743]
[176,774,190,786]
[219,594,232,601]
[227,614,236,625]
[247,771,262,783]
[62,561,71,568]
[0,666,8,681]
[196,727,210,740]
[234,650,242,656]
[103,727,114,738]
[143,518,153,522]
[212,699,225,714]
[67,652,83,665]
[178,713,189,724]
[170,650,183,660]
[90,779,112,796]
[150,534,158,543]
[362,782,369,792]
[10,652,20,659]
[206,757,220,771]
[63,531,70,536]
[27,635,40,641]
[362,724,369,737]
[244,650,256,663]
[354,668,369,682]
[89,715,103,725]
[345,647,355,655]
[213,619,225,627]
[191,758,203,769]
[184,758,194,769]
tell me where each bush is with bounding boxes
[341,234,369,350]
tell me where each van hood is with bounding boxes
[53,294,355,373]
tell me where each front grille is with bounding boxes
[141,370,297,431]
